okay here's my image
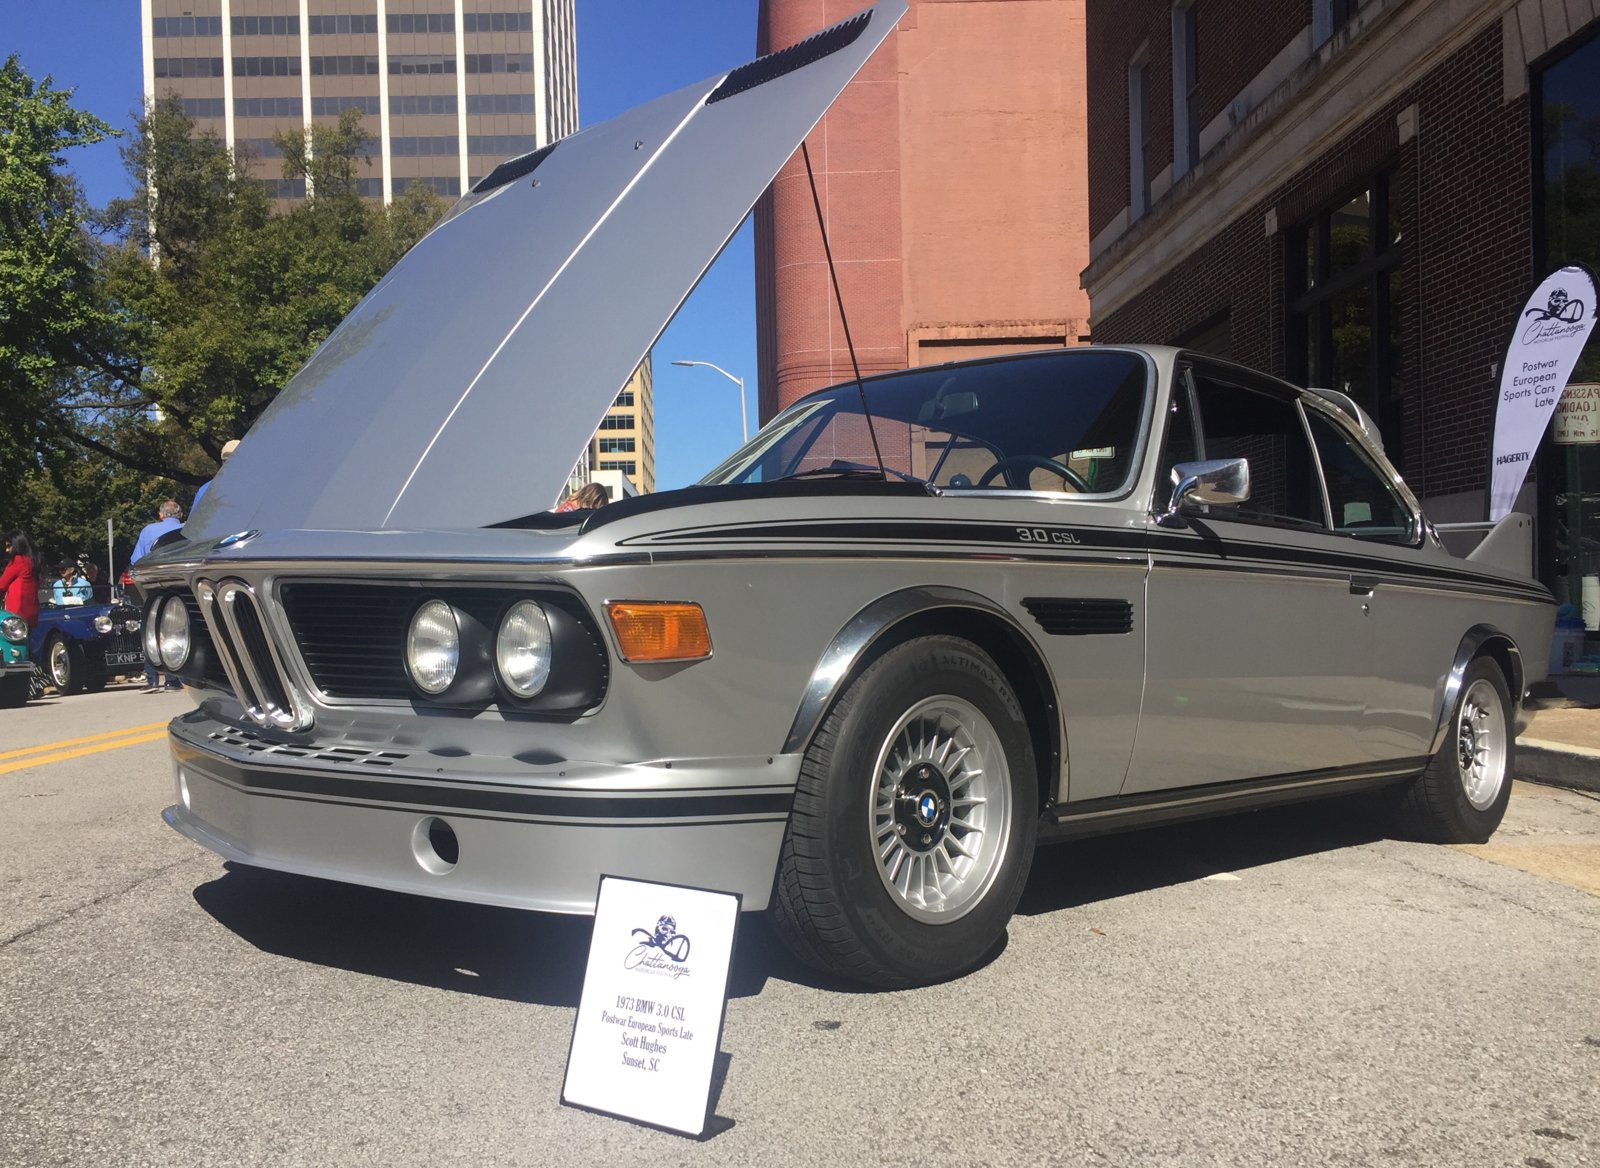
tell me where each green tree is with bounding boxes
[1,66,444,570]
[0,56,120,490]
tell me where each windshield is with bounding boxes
[699,349,1151,495]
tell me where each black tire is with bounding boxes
[771,635,1038,988]
[1390,656,1513,844]
[45,635,85,695]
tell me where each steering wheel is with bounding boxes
[977,455,1093,493]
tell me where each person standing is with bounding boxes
[191,438,239,512]
[0,532,41,627]
[132,501,184,691]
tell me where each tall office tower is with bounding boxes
[141,0,578,202]
[589,358,654,498]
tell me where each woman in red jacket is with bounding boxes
[1,531,42,627]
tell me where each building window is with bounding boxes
[389,54,456,75]
[183,98,226,119]
[387,13,455,34]
[235,97,304,119]
[613,391,635,407]
[232,15,300,36]
[391,94,458,116]
[465,54,535,74]
[234,56,302,77]
[395,176,461,197]
[312,96,379,117]
[153,17,223,37]
[468,135,538,157]
[1284,178,1406,464]
[1171,2,1199,178]
[1127,51,1151,220]
[598,437,636,454]
[466,93,536,115]
[154,57,224,79]
[309,14,378,35]
[463,12,535,33]
[312,56,381,76]
[357,178,384,198]
[256,178,307,199]
[1313,0,1358,46]
[598,414,634,431]
[390,136,460,157]
[1536,30,1600,613]
[599,459,638,476]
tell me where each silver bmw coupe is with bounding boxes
[138,1,1554,987]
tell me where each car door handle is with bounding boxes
[1349,576,1378,596]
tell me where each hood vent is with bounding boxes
[472,141,559,195]
[708,10,872,104]
[1022,597,1134,637]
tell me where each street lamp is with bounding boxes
[671,359,747,443]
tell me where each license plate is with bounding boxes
[109,651,143,666]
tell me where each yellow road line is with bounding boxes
[0,721,172,763]
[0,729,170,776]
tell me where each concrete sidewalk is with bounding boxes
[1518,706,1600,794]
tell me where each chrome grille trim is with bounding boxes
[194,577,311,731]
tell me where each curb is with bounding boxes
[1515,737,1600,795]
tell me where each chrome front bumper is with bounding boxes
[163,713,799,913]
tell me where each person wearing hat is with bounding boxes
[191,438,240,511]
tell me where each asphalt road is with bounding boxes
[3,685,1598,1167]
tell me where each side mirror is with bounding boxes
[1157,458,1250,527]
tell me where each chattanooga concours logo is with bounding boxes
[624,914,692,979]
[1522,287,1588,345]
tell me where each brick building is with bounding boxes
[754,0,1091,420]
[1081,0,1600,611]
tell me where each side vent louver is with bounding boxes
[1022,598,1134,636]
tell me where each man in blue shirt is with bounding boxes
[132,500,183,691]
[131,500,183,565]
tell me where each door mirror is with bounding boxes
[1158,458,1250,526]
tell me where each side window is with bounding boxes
[1190,371,1325,529]
[1154,372,1199,512]
[1304,408,1417,544]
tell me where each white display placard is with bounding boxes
[561,876,741,1137]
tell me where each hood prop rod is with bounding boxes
[800,141,887,479]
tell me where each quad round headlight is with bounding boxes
[157,595,191,669]
[0,616,27,643]
[406,599,460,695]
[143,602,163,664]
[94,615,114,634]
[496,600,552,699]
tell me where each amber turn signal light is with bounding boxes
[606,601,713,663]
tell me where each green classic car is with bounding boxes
[1,608,33,708]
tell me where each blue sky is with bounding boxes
[10,0,763,490]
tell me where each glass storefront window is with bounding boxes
[1285,178,1406,469]
[1536,30,1600,623]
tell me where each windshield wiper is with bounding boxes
[778,461,926,484]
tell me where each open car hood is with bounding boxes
[186,1,905,538]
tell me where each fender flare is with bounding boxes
[780,585,1067,800]
[1429,624,1525,755]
